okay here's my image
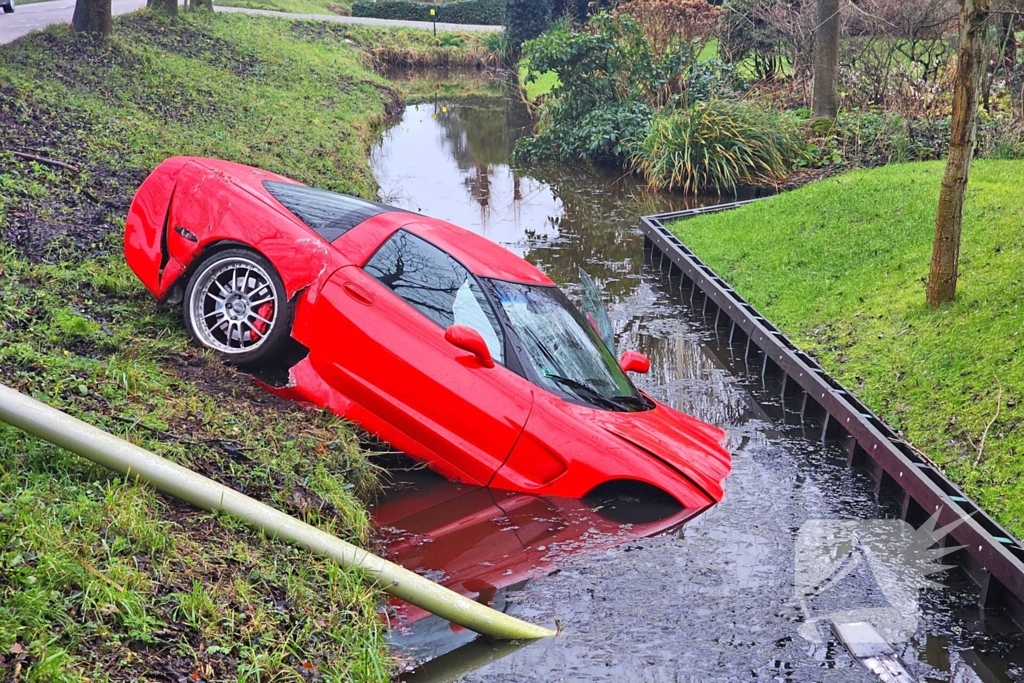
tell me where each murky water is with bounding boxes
[369,71,1024,682]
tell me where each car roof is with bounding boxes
[191,157,555,287]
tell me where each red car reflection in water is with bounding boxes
[374,472,707,634]
[124,157,731,507]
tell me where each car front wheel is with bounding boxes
[183,248,293,366]
[2,0,15,14]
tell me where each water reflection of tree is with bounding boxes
[432,99,535,217]
[423,89,748,301]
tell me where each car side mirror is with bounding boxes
[445,325,494,368]
[619,350,650,374]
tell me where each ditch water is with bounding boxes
[367,70,1024,682]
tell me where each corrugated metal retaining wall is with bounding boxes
[640,202,1024,625]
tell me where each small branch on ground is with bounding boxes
[75,556,127,593]
[7,150,81,173]
[975,377,1003,466]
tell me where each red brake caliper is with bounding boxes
[251,301,274,340]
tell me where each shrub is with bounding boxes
[630,100,805,193]
[613,0,722,57]
[351,0,504,25]
[518,98,654,160]
[506,0,552,51]
[514,12,736,162]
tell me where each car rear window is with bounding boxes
[263,180,403,242]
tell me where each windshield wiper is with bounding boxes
[609,394,651,410]
[544,374,626,411]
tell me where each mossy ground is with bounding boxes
[670,160,1024,537]
[0,10,435,681]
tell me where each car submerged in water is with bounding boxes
[124,157,731,508]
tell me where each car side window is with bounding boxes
[364,230,504,364]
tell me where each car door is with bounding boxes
[305,228,534,486]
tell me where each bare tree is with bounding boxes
[812,0,840,117]
[72,0,112,36]
[926,0,990,306]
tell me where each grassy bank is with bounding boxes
[215,0,351,15]
[0,11,406,681]
[670,161,1024,537]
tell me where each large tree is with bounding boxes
[926,0,990,306]
[148,0,178,16]
[812,0,840,118]
[72,0,112,36]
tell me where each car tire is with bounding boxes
[183,248,294,367]
[1,0,14,13]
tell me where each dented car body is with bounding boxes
[125,157,731,507]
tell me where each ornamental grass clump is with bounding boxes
[631,100,806,194]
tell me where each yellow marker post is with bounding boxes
[430,6,436,36]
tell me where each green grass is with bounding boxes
[0,11,408,680]
[517,60,559,102]
[670,160,1024,537]
[215,0,352,16]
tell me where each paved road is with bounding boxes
[1,0,143,44]
[0,0,497,44]
[216,5,499,31]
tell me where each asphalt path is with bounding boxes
[0,0,498,44]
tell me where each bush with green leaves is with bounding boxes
[630,100,806,193]
[515,12,735,162]
[505,0,552,51]
[352,0,504,24]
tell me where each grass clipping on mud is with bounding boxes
[670,160,1024,538]
[0,11,409,682]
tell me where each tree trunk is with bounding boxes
[812,0,840,118]
[147,0,177,16]
[926,0,990,307]
[72,0,112,36]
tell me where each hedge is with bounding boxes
[352,0,504,25]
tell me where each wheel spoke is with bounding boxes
[249,295,274,306]
[249,312,274,326]
[242,319,265,339]
[240,267,254,295]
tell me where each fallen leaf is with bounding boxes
[9,643,23,655]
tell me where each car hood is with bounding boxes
[580,399,731,502]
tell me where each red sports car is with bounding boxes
[124,157,731,508]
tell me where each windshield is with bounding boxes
[486,280,650,412]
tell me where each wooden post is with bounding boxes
[926,0,990,307]
[812,0,840,119]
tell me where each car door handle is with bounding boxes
[343,282,374,306]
